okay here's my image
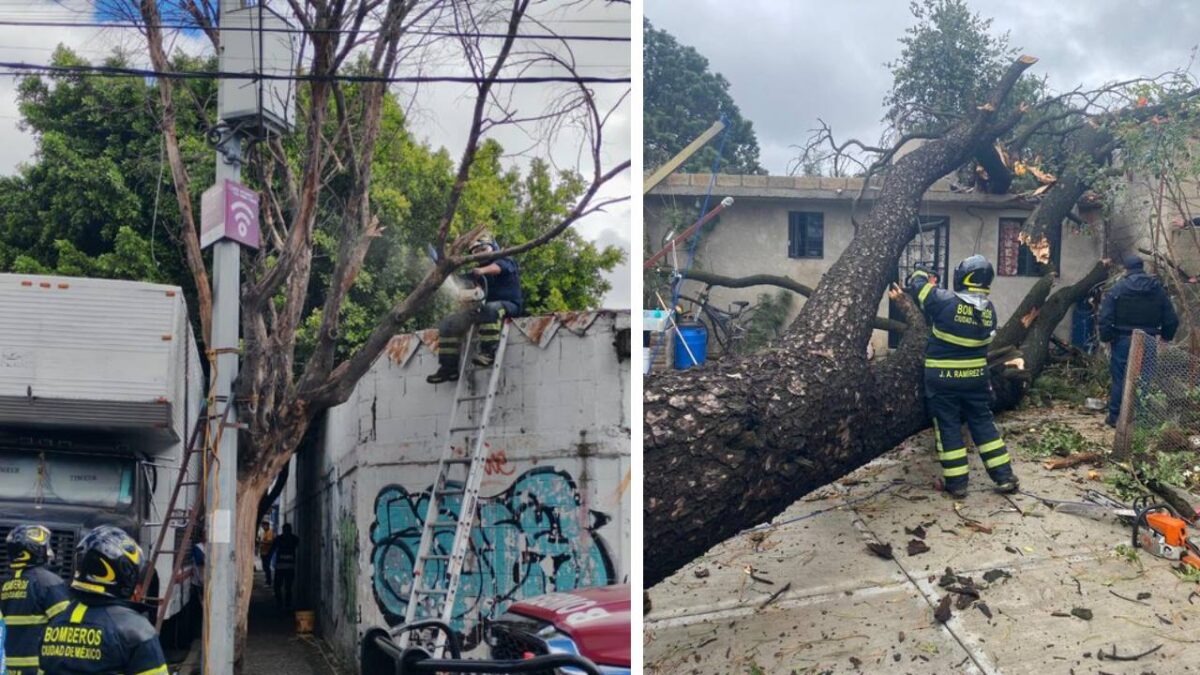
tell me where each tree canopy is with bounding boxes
[643,18,765,175]
[884,0,1041,133]
[0,46,623,364]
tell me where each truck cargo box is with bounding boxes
[0,274,201,448]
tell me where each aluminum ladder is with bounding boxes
[133,399,231,628]
[399,322,512,655]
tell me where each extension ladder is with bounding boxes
[399,322,512,655]
[134,399,232,628]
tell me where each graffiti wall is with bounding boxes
[288,311,631,665]
[370,467,615,646]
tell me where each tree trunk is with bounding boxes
[233,474,272,670]
[644,56,1039,587]
[990,260,1111,410]
[678,269,908,332]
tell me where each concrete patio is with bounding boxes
[645,407,1200,674]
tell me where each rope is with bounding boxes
[648,114,731,369]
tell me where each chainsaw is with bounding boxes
[1132,502,1200,570]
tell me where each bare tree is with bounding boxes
[131,0,628,657]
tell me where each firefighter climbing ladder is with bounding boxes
[399,322,512,655]
[133,399,232,629]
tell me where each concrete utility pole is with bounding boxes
[205,1,244,671]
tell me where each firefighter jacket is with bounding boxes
[0,565,70,672]
[38,594,167,675]
[907,271,996,382]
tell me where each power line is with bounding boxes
[0,18,631,41]
[0,60,630,84]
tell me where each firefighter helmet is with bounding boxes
[470,234,499,254]
[953,255,995,292]
[7,524,53,569]
[71,525,144,600]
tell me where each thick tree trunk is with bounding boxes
[990,261,1111,410]
[233,474,272,670]
[644,56,1039,587]
[678,269,908,332]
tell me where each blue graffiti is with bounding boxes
[369,466,615,646]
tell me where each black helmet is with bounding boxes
[7,525,53,569]
[71,526,144,600]
[953,255,995,292]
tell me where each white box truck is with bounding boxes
[0,274,203,637]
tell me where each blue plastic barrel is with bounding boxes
[673,323,708,369]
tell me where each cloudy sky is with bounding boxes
[644,0,1200,175]
[0,0,630,307]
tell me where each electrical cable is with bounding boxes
[0,18,631,41]
[0,60,629,84]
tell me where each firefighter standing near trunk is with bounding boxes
[427,235,525,384]
[1,525,69,674]
[39,525,168,675]
[894,255,1019,498]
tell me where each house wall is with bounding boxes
[647,191,1104,351]
[280,312,631,668]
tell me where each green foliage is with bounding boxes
[643,19,764,174]
[1,47,620,364]
[1021,422,1100,459]
[740,291,793,353]
[1173,565,1200,583]
[0,47,213,289]
[1020,358,1109,408]
[885,0,1042,132]
[1113,543,1142,568]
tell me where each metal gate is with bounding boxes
[889,216,949,348]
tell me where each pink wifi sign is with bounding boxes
[200,179,261,250]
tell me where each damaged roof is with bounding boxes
[383,309,629,368]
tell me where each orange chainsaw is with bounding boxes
[1132,502,1200,571]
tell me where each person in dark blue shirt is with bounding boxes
[900,255,1018,499]
[1098,254,1179,426]
[428,235,525,384]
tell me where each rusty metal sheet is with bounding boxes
[556,310,605,336]
[384,333,421,367]
[514,315,561,348]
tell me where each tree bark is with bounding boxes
[678,269,908,332]
[990,260,1111,410]
[644,56,1039,587]
[233,474,272,666]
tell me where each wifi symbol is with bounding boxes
[230,201,255,237]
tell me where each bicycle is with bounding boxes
[677,284,758,355]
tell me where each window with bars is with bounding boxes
[788,211,824,259]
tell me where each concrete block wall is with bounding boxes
[282,311,631,667]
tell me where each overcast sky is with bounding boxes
[0,0,630,308]
[645,0,1200,176]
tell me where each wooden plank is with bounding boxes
[643,120,726,195]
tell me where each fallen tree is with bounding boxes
[680,258,1111,414]
[644,56,1040,586]
[646,2,1200,585]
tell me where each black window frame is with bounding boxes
[788,211,825,259]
